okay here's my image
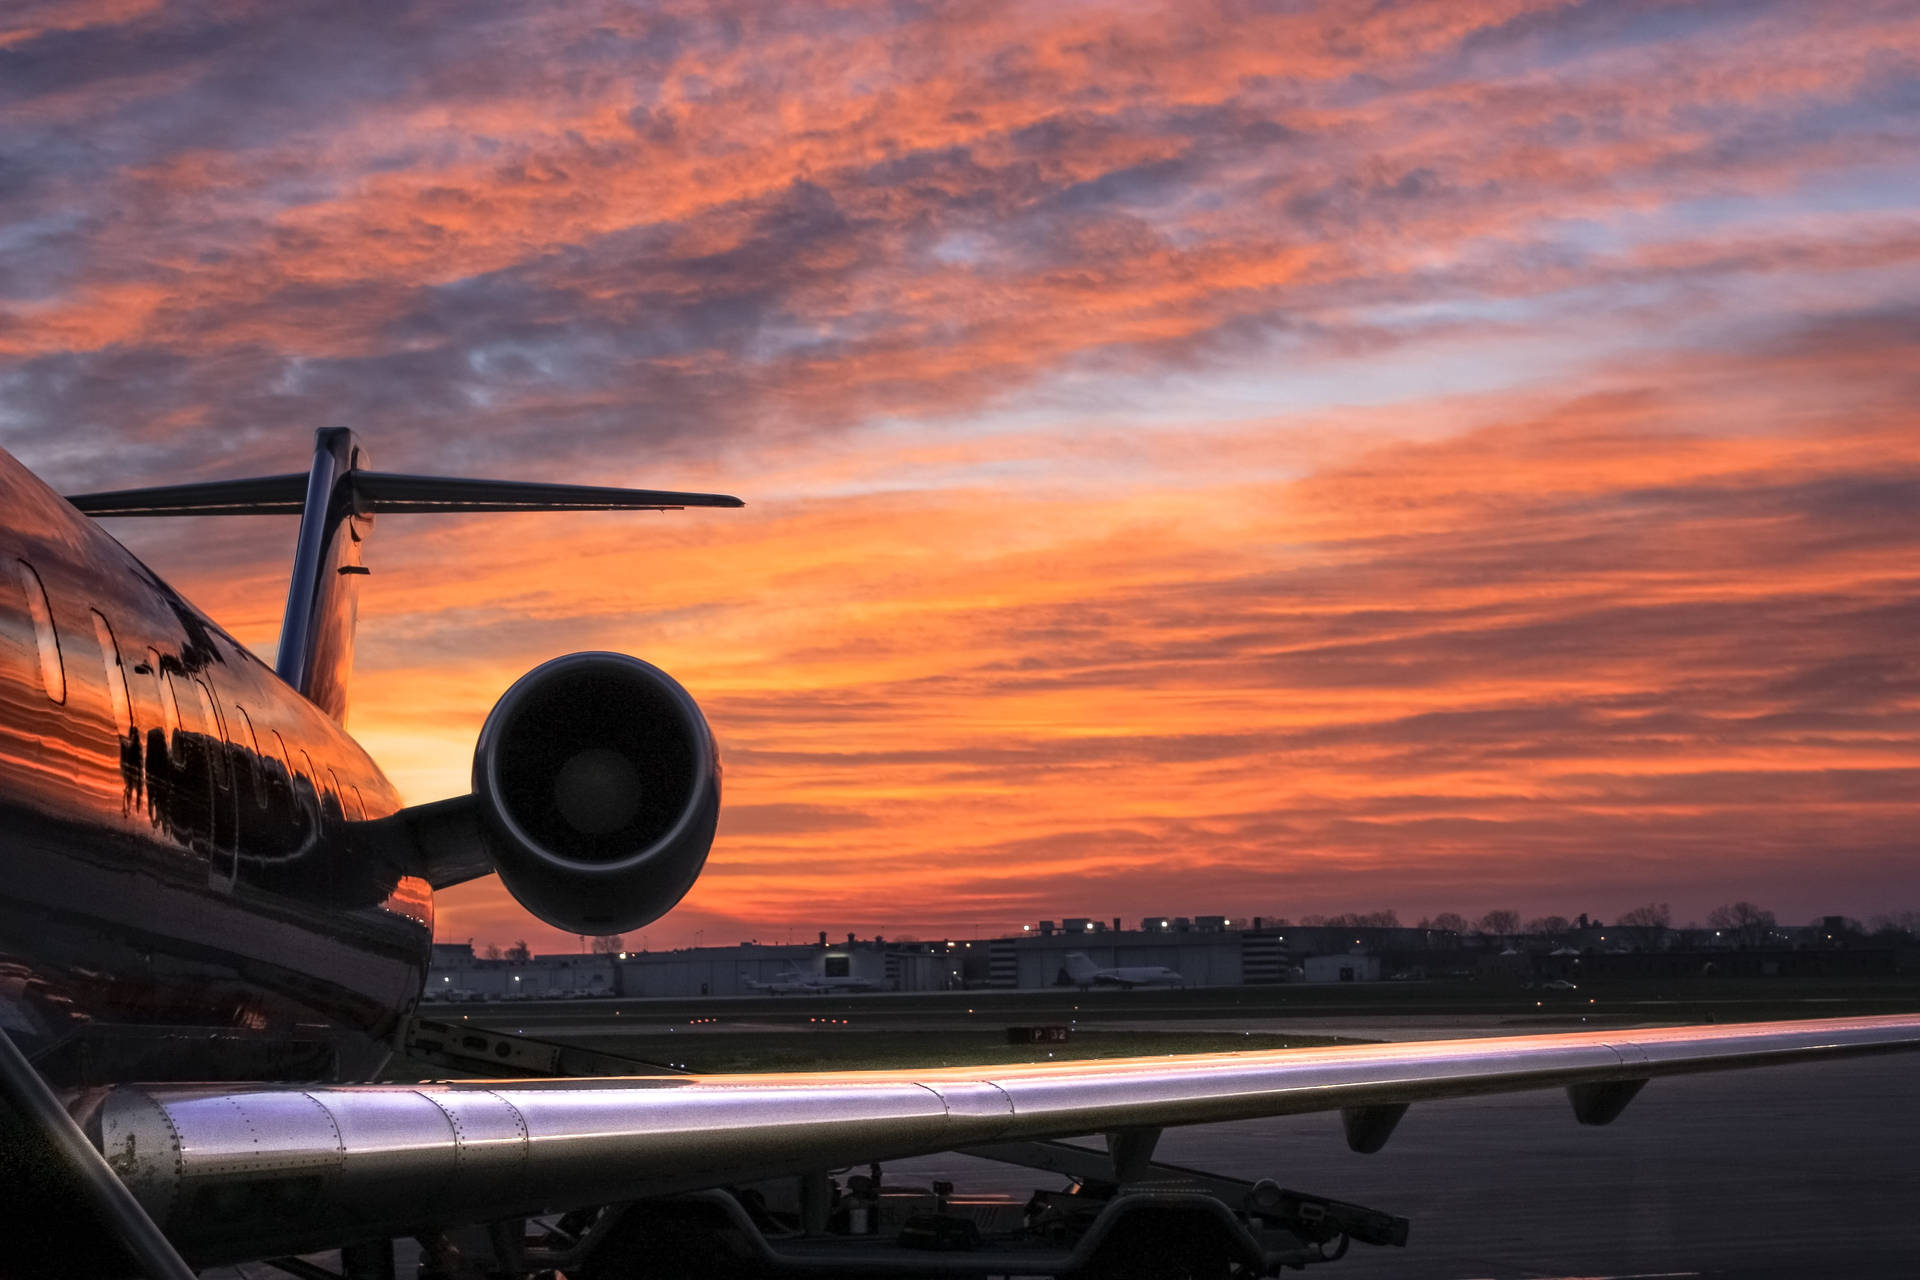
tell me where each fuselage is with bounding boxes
[741,973,813,994]
[1086,968,1181,988]
[804,976,884,992]
[0,447,430,1085]
[1064,953,1183,989]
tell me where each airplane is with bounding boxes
[1065,951,1185,990]
[0,428,1913,1279]
[741,969,886,994]
[799,972,887,993]
[739,969,816,995]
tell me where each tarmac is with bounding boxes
[881,1018,1920,1278]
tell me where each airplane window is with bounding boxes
[233,705,267,809]
[153,655,183,762]
[270,730,304,828]
[193,679,231,790]
[89,610,132,738]
[14,561,65,704]
[302,750,329,823]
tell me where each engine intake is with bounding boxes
[472,652,718,934]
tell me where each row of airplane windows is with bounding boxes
[10,556,366,826]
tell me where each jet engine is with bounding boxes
[470,652,719,935]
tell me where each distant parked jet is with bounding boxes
[801,973,887,993]
[739,970,815,995]
[1065,952,1185,989]
[740,969,885,994]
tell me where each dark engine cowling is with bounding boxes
[471,652,718,935]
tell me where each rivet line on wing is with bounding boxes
[497,1089,531,1170]
[308,1090,349,1194]
[1596,1034,1647,1077]
[976,1079,1017,1132]
[922,1079,1017,1141]
[298,1090,344,1165]
[909,1080,950,1129]
[418,1088,468,1175]
[114,1087,186,1227]
[153,1087,185,1182]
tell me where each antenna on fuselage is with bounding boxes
[65,428,742,725]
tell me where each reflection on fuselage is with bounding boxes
[0,449,431,1084]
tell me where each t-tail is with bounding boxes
[65,428,742,724]
[1065,952,1101,984]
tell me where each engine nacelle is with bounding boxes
[471,652,718,935]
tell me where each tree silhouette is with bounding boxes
[505,938,532,962]
[1869,910,1920,940]
[1421,912,1469,934]
[1526,915,1571,940]
[1706,902,1774,948]
[1477,909,1520,942]
[1616,902,1672,951]
[590,934,626,955]
[1307,910,1401,928]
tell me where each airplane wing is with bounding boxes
[88,1014,1920,1264]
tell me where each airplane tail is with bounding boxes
[66,428,741,725]
[1064,952,1100,984]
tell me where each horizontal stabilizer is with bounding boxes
[66,473,311,516]
[350,472,744,512]
[66,472,743,516]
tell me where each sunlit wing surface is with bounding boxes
[96,1014,1920,1263]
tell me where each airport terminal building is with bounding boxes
[428,934,945,1000]
[425,914,1908,999]
[426,918,1472,998]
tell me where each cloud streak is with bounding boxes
[2,0,1916,945]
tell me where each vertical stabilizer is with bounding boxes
[278,428,370,724]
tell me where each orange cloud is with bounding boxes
[8,0,1919,948]
[291,312,1919,949]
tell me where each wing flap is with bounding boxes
[96,1014,1920,1264]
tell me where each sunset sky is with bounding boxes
[3,0,1916,951]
